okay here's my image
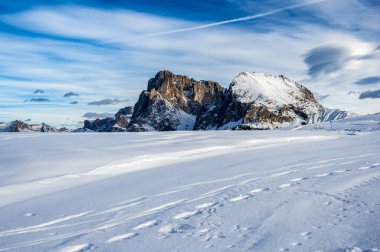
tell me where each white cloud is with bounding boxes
[0,3,379,127]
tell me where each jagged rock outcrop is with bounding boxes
[80,106,134,132]
[59,127,70,132]
[115,106,133,128]
[40,123,59,132]
[128,70,349,131]
[74,70,350,132]
[83,118,119,132]
[0,120,58,132]
[7,120,31,132]
[128,91,187,131]
[128,70,225,131]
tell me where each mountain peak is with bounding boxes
[230,71,317,107]
[75,70,348,132]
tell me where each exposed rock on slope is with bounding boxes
[217,72,322,129]
[75,70,350,132]
[128,71,349,131]
[0,120,58,132]
[83,118,119,132]
[115,106,133,128]
[129,70,225,131]
[80,106,134,132]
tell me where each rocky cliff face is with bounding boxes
[115,106,133,128]
[80,106,134,132]
[75,70,349,132]
[83,118,119,132]
[128,70,349,131]
[129,70,225,131]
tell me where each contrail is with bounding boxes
[146,0,327,37]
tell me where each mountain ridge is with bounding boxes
[123,70,350,131]
[0,120,66,132]
[1,70,352,132]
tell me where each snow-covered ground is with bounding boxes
[0,114,379,252]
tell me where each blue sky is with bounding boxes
[0,0,379,128]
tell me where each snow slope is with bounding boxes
[227,72,348,129]
[231,72,317,108]
[0,114,379,252]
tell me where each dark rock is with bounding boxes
[8,120,31,132]
[115,106,133,128]
[129,70,225,131]
[41,123,58,132]
[128,70,349,131]
[4,120,58,132]
[79,106,133,132]
[83,117,123,132]
[76,70,350,132]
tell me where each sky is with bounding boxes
[0,0,379,128]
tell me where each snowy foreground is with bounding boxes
[0,115,379,252]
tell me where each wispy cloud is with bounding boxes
[359,89,380,99]
[304,46,350,78]
[87,98,129,106]
[0,0,379,126]
[145,0,328,36]
[83,112,114,119]
[33,89,44,94]
[63,91,79,97]
[26,98,50,103]
[354,76,380,85]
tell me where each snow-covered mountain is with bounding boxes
[127,70,350,131]
[3,70,351,133]
[0,120,59,132]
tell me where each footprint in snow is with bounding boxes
[289,242,302,247]
[203,232,226,241]
[158,223,194,234]
[24,213,36,217]
[334,169,349,173]
[279,247,290,252]
[60,243,93,252]
[279,183,292,188]
[229,194,250,202]
[250,188,270,193]
[271,171,293,177]
[231,225,241,232]
[357,163,380,170]
[316,173,331,177]
[358,166,370,170]
[132,220,160,230]
[197,228,210,236]
[365,210,375,214]
[290,177,307,182]
[301,231,312,240]
[173,210,201,220]
[106,232,139,243]
[212,232,226,239]
[195,202,218,209]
